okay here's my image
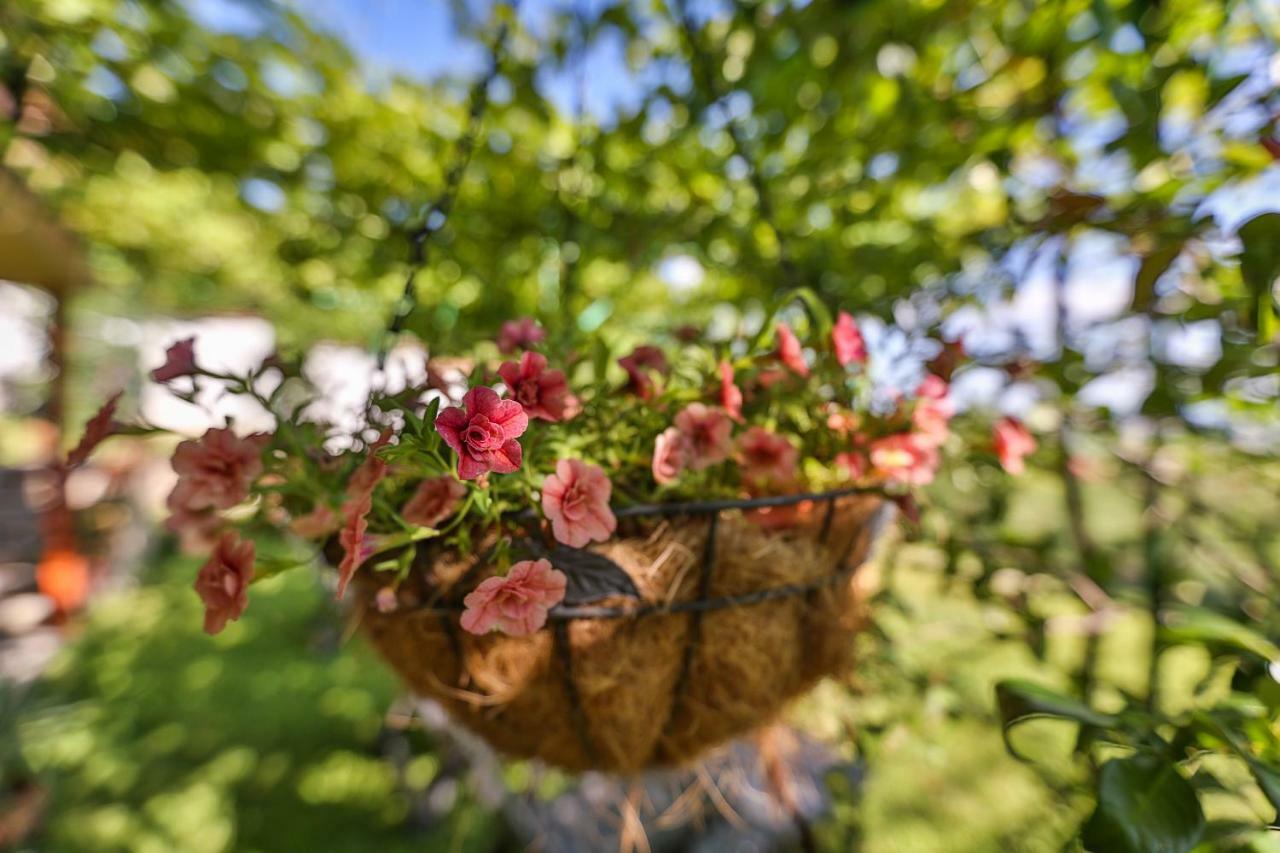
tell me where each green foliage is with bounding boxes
[1083,754,1205,853]
[15,555,501,852]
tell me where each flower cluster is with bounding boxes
[69,309,1030,638]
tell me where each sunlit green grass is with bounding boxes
[16,556,498,853]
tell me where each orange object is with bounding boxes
[36,548,91,613]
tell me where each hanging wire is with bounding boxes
[670,0,798,288]
[377,2,521,366]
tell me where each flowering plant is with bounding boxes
[68,304,1033,638]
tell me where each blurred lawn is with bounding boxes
[13,466,1275,851]
[14,557,499,853]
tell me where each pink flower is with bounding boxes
[918,374,949,401]
[497,317,546,354]
[870,433,940,487]
[832,312,867,366]
[674,403,734,469]
[618,345,669,399]
[434,387,530,480]
[151,338,198,382]
[776,324,809,377]
[401,476,466,528]
[737,427,799,491]
[165,501,223,554]
[289,504,337,539]
[541,459,617,548]
[836,451,868,480]
[66,391,122,468]
[911,374,955,447]
[652,427,690,485]
[460,558,567,636]
[336,448,389,599]
[193,532,255,635]
[994,417,1037,475]
[718,361,743,421]
[168,428,269,513]
[497,352,572,422]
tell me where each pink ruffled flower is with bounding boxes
[165,500,223,554]
[918,374,949,401]
[994,417,1037,475]
[832,312,867,366]
[836,451,868,480]
[401,476,466,528]
[652,427,690,485]
[151,338,198,383]
[435,387,530,480]
[870,433,940,487]
[718,361,743,421]
[193,532,255,635]
[497,317,546,354]
[776,324,809,377]
[460,558,567,636]
[541,459,617,548]
[674,403,734,469]
[336,448,388,599]
[913,388,954,450]
[66,391,123,468]
[168,428,269,513]
[618,345,669,399]
[289,503,338,539]
[737,427,798,491]
[497,352,573,422]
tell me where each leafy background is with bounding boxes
[2,0,1279,850]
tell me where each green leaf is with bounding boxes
[1238,212,1280,339]
[1193,712,1280,825]
[1160,607,1280,662]
[1130,241,1184,313]
[994,680,1120,759]
[1082,754,1205,853]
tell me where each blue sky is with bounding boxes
[188,0,653,120]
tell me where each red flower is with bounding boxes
[674,403,734,469]
[401,476,466,528]
[652,427,690,485]
[836,451,868,480]
[718,360,743,421]
[776,323,809,377]
[460,558,567,636]
[541,459,617,548]
[151,338,198,382]
[912,374,954,447]
[434,387,530,480]
[165,501,223,554]
[737,427,799,491]
[336,447,389,599]
[870,433,940,487]
[994,417,1037,475]
[168,428,269,513]
[194,532,255,635]
[832,312,867,366]
[497,352,573,422]
[618,345,669,399]
[66,391,123,468]
[497,317,546,354]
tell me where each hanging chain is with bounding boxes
[670,0,798,288]
[378,3,520,365]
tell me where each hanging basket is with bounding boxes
[352,489,891,774]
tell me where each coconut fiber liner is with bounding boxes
[355,490,888,774]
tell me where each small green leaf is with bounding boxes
[1161,607,1280,662]
[994,680,1120,760]
[1238,212,1280,338]
[1082,754,1205,853]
